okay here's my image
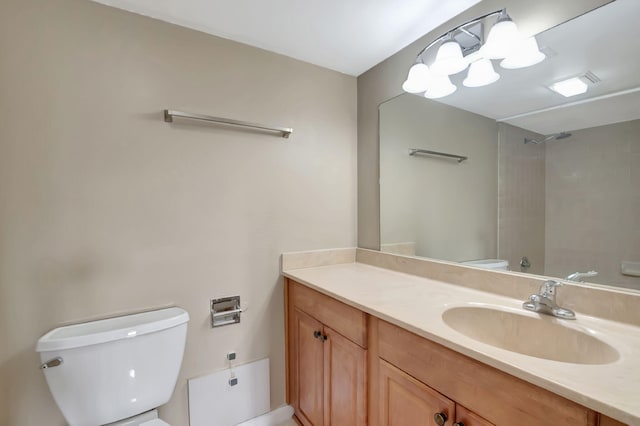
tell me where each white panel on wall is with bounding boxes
[188,358,270,426]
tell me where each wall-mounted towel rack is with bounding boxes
[408,148,467,163]
[164,109,293,138]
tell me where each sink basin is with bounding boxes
[442,306,619,364]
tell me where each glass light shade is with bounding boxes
[500,36,546,69]
[463,58,500,87]
[481,18,520,59]
[424,74,457,99]
[402,62,431,93]
[431,40,468,75]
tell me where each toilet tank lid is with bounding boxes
[36,307,189,352]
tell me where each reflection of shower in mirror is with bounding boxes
[524,131,572,144]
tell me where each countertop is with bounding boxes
[283,259,640,425]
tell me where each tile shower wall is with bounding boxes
[498,124,546,275]
[545,119,640,289]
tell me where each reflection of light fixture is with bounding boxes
[549,77,588,97]
[431,35,468,75]
[401,8,545,99]
[501,37,545,69]
[402,60,431,93]
[463,58,500,87]
[424,74,457,99]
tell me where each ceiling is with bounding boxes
[90,0,481,76]
[429,0,640,134]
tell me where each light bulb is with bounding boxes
[402,62,431,93]
[500,36,545,69]
[463,58,500,87]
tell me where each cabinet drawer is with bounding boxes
[377,319,597,426]
[290,280,367,348]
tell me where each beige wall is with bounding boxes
[498,124,546,275]
[545,120,640,289]
[357,0,612,251]
[0,1,357,425]
[380,94,497,262]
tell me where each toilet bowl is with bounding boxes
[36,307,189,426]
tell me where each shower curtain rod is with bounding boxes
[164,109,293,138]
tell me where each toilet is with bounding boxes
[36,307,189,426]
[461,259,509,271]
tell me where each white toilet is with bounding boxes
[36,307,189,426]
[461,259,509,271]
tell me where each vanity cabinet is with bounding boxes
[373,318,598,426]
[285,279,627,426]
[600,416,627,426]
[379,357,492,426]
[454,406,495,426]
[286,279,367,426]
[379,359,456,426]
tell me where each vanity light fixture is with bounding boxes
[480,10,520,60]
[402,60,431,93]
[463,58,500,87]
[425,74,457,99]
[431,34,468,76]
[402,8,545,99]
[500,36,546,69]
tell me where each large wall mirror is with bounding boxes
[379,0,640,290]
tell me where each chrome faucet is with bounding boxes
[522,280,575,319]
[565,270,598,282]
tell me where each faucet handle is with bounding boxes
[540,280,562,297]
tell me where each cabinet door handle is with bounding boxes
[434,412,448,426]
[313,330,322,339]
[321,334,328,341]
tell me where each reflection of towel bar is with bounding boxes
[408,148,467,163]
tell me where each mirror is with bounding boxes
[379,0,640,290]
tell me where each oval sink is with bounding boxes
[442,306,619,364]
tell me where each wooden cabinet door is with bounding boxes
[293,309,325,426]
[379,359,455,426]
[323,326,367,426]
[454,405,494,426]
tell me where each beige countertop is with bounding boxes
[283,252,640,425]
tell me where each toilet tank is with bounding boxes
[36,307,189,426]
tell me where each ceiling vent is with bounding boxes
[582,71,601,84]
